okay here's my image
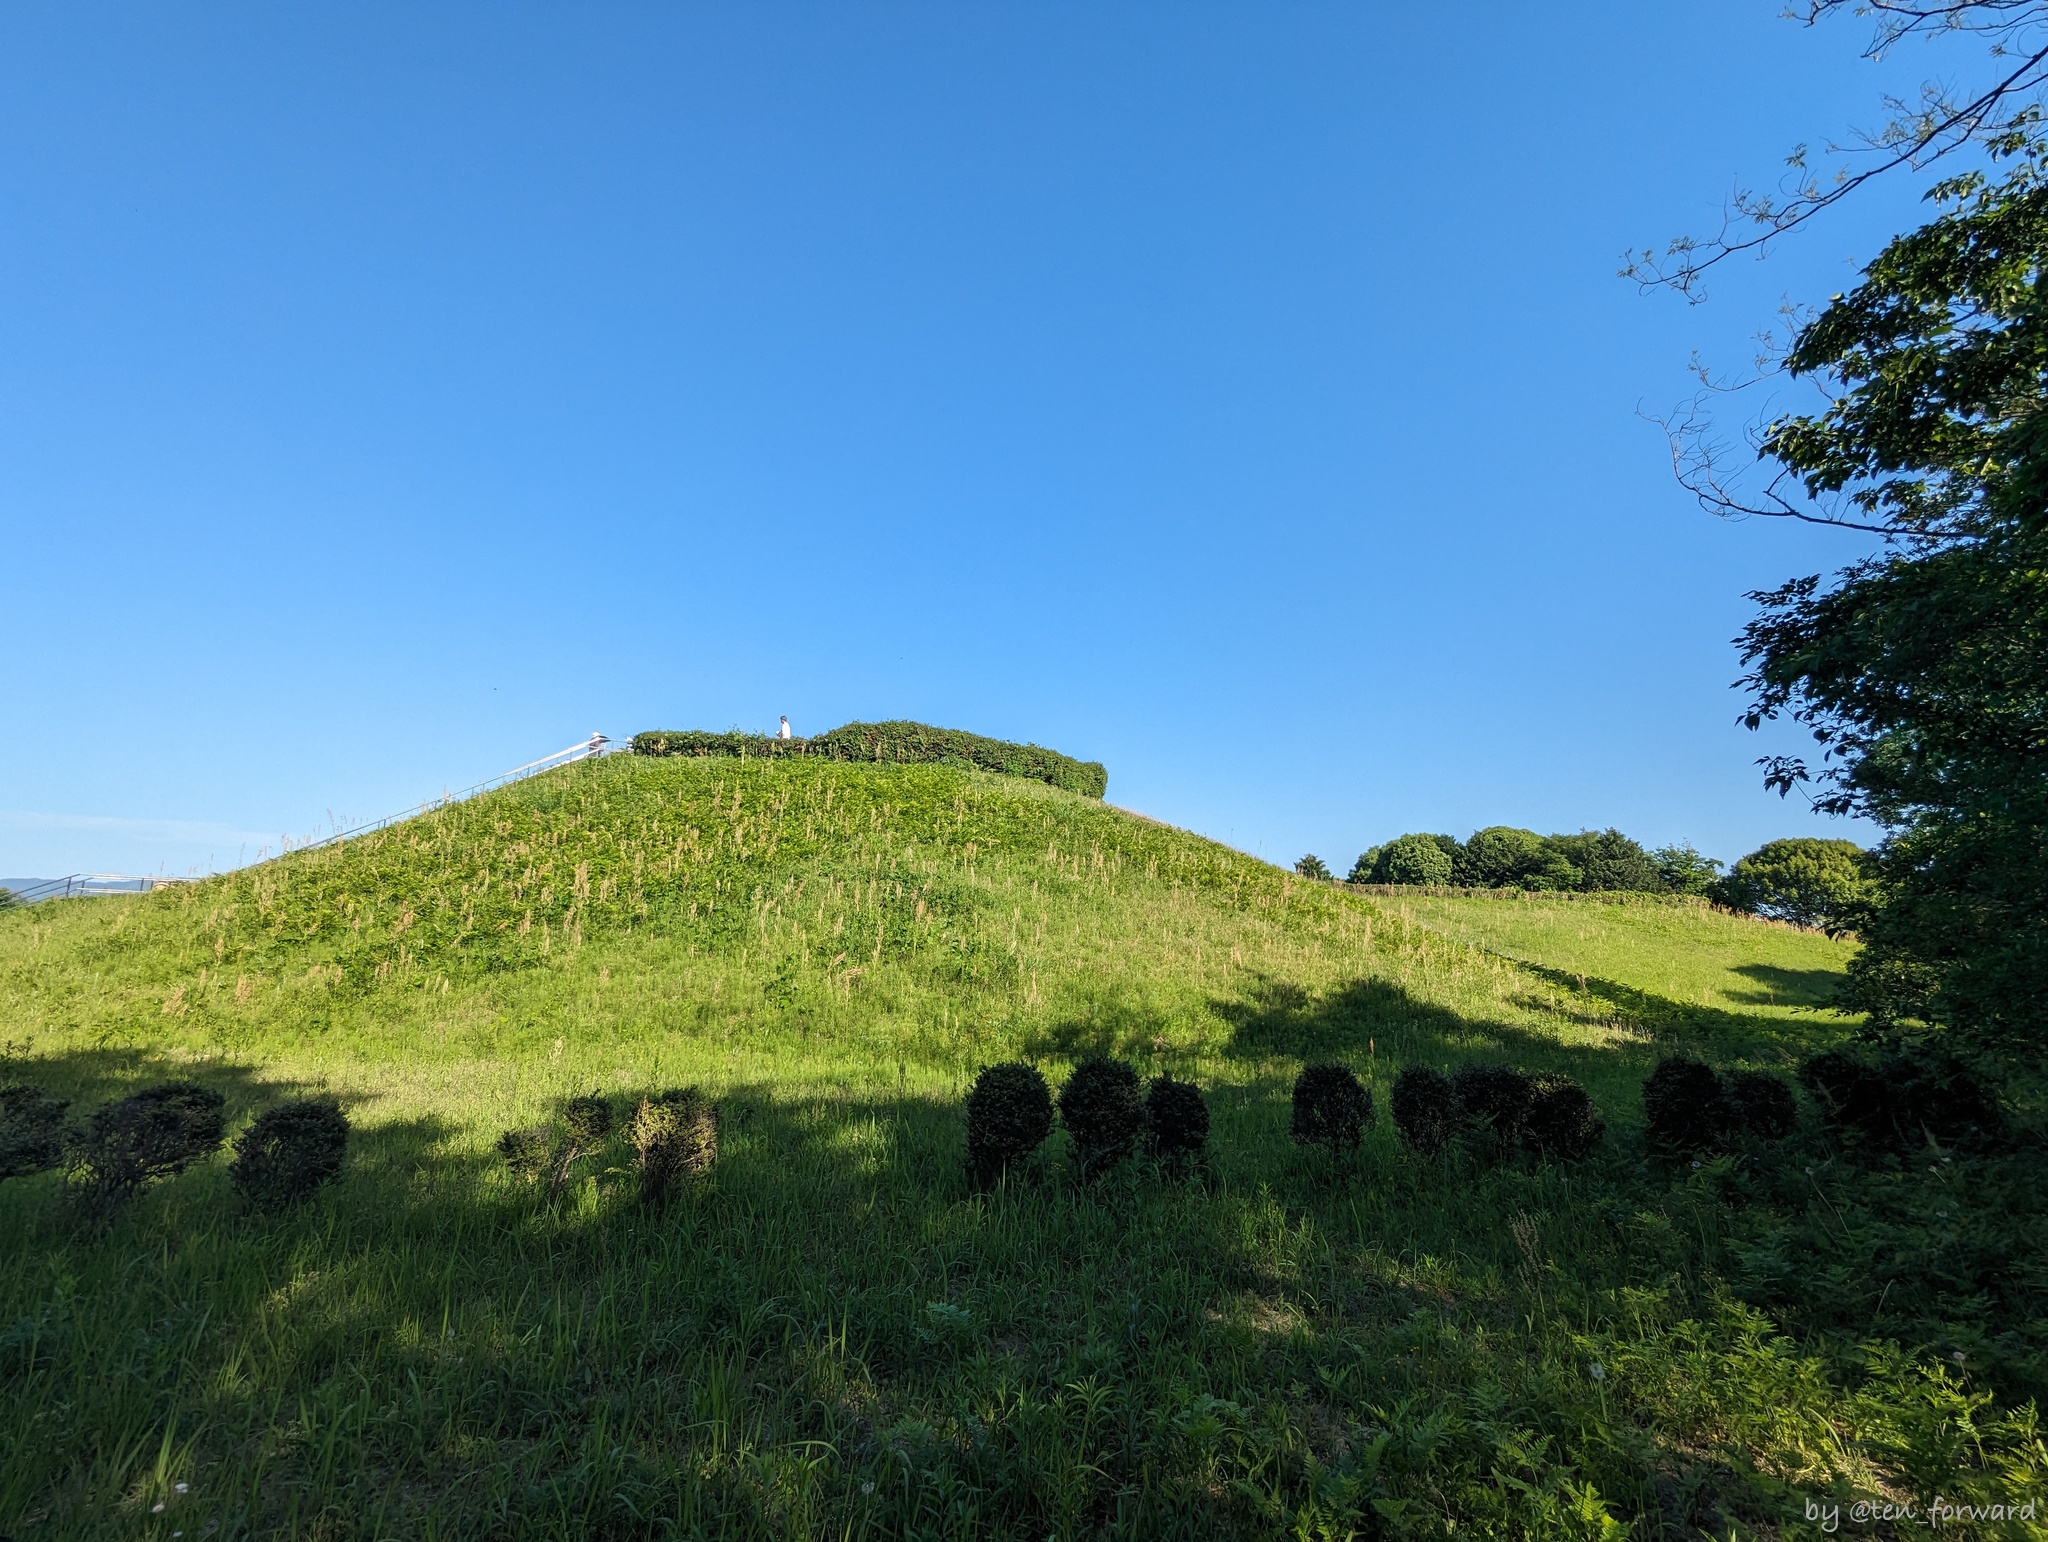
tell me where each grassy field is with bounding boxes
[2,754,2043,1539]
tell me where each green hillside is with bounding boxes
[2,755,2041,1539]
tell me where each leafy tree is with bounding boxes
[1293,854,1331,881]
[1458,827,1577,889]
[1370,834,1454,887]
[1652,843,1724,895]
[1715,838,1873,934]
[1724,133,2048,1050]
[1546,829,1665,892]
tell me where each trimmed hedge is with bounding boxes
[965,1063,1055,1189]
[631,720,1108,798]
[1291,1063,1373,1155]
[1391,1066,1460,1155]
[1059,1058,1146,1178]
[1144,1074,1209,1168]
[69,1083,225,1204]
[230,1097,349,1210]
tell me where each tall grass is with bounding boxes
[1,756,2041,1538]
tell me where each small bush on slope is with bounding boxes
[1642,1056,1736,1158]
[1523,1074,1603,1161]
[0,1084,69,1180]
[1059,1058,1146,1179]
[68,1083,225,1210]
[1726,1070,1799,1144]
[964,1063,1054,1189]
[1453,1064,1534,1154]
[1290,1063,1372,1156]
[630,1088,717,1207]
[229,1098,349,1210]
[1143,1073,1208,1169]
[1391,1065,1459,1155]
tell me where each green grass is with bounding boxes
[2,755,2043,1539]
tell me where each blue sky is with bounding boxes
[0,2,1974,877]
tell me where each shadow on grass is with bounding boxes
[1726,960,1849,1009]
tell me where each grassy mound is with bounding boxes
[1,754,2041,1538]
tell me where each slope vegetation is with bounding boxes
[1,755,2038,1539]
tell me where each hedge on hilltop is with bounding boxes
[631,720,1108,798]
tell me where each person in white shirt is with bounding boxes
[777,716,793,740]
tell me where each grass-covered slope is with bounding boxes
[2,755,2042,1539]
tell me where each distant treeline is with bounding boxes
[1303,830,1871,933]
[631,720,1108,799]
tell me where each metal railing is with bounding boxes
[4,873,195,905]
[293,733,619,855]
[3,734,623,904]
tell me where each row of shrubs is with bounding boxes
[630,720,1109,799]
[497,1087,719,1206]
[1644,1048,2008,1158]
[963,1058,1610,1185]
[972,1043,2012,1187]
[0,1082,349,1214]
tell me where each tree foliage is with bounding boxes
[1714,838,1874,933]
[1737,138,2048,1055]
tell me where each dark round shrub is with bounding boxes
[1524,1074,1604,1161]
[965,1063,1054,1188]
[69,1082,226,1198]
[1452,1065,1533,1152]
[1294,854,1332,881]
[1059,1058,1146,1178]
[563,1095,613,1145]
[498,1124,553,1180]
[1725,1071,1798,1143]
[630,1088,718,1207]
[1801,1051,2008,1154]
[1798,1050,1895,1148]
[1895,1055,2007,1152]
[1291,1063,1373,1155]
[1642,1056,1735,1157]
[1391,1066,1460,1155]
[1144,1074,1209,1167]
[229,1098,349,1210]
[0,1084,70,1180]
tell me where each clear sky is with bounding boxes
[0,2,1973,878]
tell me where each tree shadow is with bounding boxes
[1726,961,1848,1008]
[1209,966,1834,1105]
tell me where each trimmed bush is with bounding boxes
[630,1088,718,1206]
[1144,1074,1209,1168]
[1294,854,1332,881]
[1642,1056,1734,1157]
[1452,1065,1533,1152]
[0,1084,70,1180]
[1059,1058,1146,1178]
[1291,1063,1373,1155]
[1524,1074,1604,1161]
[563,1095,612,1145]
[68,1082,226,1201]
[631,720,1108,798]
[498,1124,553,1181]
[1726,1071,1798,1143]
[965,1063,1054,1188]
[1390,1066,1460,1155]
[229,1098,349,1210]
